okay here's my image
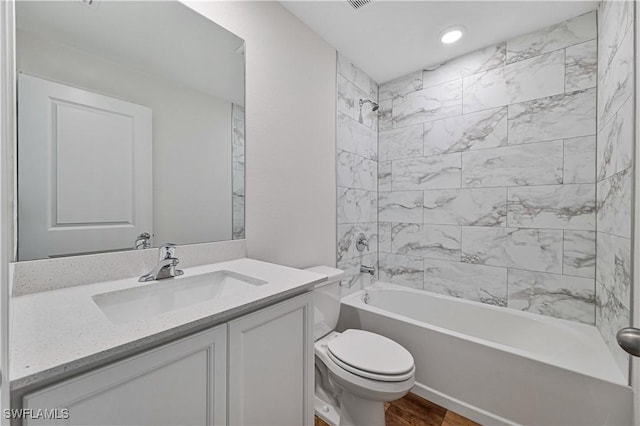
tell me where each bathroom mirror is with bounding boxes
[14,1,245,261]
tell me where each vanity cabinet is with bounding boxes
[228,292,314,425]
[23,325,228,426]
[21,292,313,426]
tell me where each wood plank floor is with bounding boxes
[314,392,480,426]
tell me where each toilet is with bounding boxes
[306,266,415,426]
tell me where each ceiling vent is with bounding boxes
[347,0,372,10]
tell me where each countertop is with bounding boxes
[10,258,325,392]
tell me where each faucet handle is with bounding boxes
[355,233,369,252]
[159,243,178,260]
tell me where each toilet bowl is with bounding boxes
[306,266,415,426]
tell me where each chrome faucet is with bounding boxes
[139,243,184,282]
[360,265,375,275]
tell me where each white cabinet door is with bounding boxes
[228,292,314,426]
[23,325,227,426]
[17,73,153,260]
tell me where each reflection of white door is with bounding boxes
[18,74,152,260]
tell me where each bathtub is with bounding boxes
[338,282,633,426]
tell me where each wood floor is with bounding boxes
[314,392,480,426]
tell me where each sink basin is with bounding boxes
[92,270,267,324]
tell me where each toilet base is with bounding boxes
[314,394,340,426]
[314,392,385,426]
[339,389,385,426]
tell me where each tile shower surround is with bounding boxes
[594,0,635,377]
[336,8,635,378]
[336,53,379,293]
[345,11,602,326]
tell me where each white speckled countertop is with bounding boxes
[10,258,325,392]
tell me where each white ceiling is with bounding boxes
[281,0,598,83]
[16,1,245,105]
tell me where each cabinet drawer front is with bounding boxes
[228,292,314,426]
[23,325,227,426]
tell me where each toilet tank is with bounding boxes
[305,266,344,341]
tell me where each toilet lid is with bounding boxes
[327,329,414,377]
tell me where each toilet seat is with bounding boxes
[326,329,414,382]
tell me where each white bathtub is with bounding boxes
[338,283,633,426]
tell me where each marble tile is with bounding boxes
[337,150,376,191]
[565,40,597,92]
[598,0,634,70]
[339,74,376,129]
[506,11,596,63]
[338,251,378,295]
[337,74,357,119]
[231,104,245,240]
[337,113,376,160]
[461,141,563,188]
[337,224,355,262]
[423,188,507,227]
[462,50,565,113]
[378,253,424,288]
[378,99,393,131]
[378,191,424,223]
[598,26,634,128]
[392,80,462,128]
[379,124,423,161]
[507,269,595,324]
[461,226,563,273]
[507,184,595,230]
[507,88,596,145]
[369,195,378,223]
[232,166,245,197]
[563,230,596,278]
[596,232,631,310]
[337,52,377,100]
[378,222,392,253]
[423,107,507,156]
[392,153,461,190]
[595,281,630,378]
[379,71,422,101]
[379,161,392,192]
[597,99,634,181]
[337,187,374,224]
[232,220,245,240]
[596,168,632,238]
[336,257,362,292]
[391,223,461,261]
[422,43,506,89]
[423,259,507,306]
[564,136,596,184]
[233,193,244,222]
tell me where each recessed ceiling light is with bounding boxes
[440,26,465,44]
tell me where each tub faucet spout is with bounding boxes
[360,265,375,275]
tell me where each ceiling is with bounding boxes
[16,1,245,105]
[281,1,598,83]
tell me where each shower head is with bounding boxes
[358,98,379,124]
[359,98,379,111]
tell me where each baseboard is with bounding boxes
[411,381,517,426]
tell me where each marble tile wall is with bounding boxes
[377,11,598,325]
[595,0,635,378]
[336,53,379,294]
[232,104,245,239]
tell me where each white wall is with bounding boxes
[16,30,232,247]
[184,1,337,268]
